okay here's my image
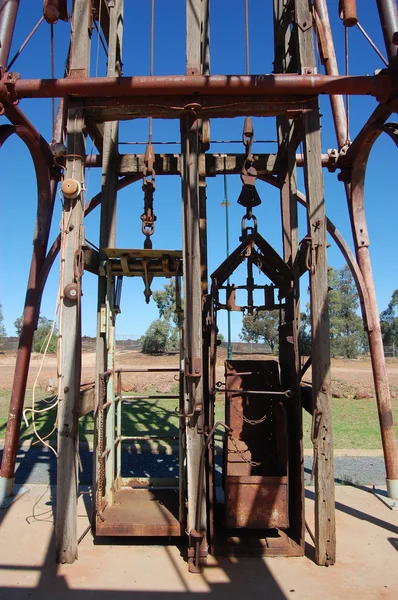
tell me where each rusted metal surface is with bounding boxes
[349,130,398,482]
[0,0,20,74]
[0,72,393,103]
[314,0,348,148]
[0,124,53,482]
[216,529,303,557]
[339,0,358,27]
[226,476,288,529]
[376,0,398,62]
[96,488,181,537]
[43,0,68,24]
[224,360,288,530]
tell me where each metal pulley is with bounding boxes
[64,282,79,302]
[61,178,81,200]
[237,116,262,210]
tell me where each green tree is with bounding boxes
[299,310,312,356]
[240,310,279,354]
[141,319,173,355]
[146,279,181,352]
[152,279,181,325]
[380,289,398,348]
[0,304,6,345]
[328,266,365,358]
[14,314,57,354]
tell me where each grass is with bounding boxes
[302,396,398,449]
[0,387,397,450]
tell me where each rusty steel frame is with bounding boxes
[0,0,397,568]
[0,122,60,497]
[0,72,394,104]
[313,0,398,496]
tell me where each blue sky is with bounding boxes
[0,0,397,341]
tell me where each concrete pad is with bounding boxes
[0,484,397,599]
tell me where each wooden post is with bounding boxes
[95,0,124,506]
[184,0,207,572]
[295,0,336,566]
[56,102,85,564]
[56,0,90,564]
[274,0,304,551]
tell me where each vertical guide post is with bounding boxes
[295,0,336,565]
[95,0,124,505]
[274,0,304,551]
[56,101,85,563]
[183,0,207,574]
[56,0,90,564]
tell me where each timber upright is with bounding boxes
[0,0,397,574]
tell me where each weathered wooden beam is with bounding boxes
[56,0,91,565]
[274,0,304,552]
[83,97,310,121]
[184,0,207,574]
[295,0,336,566]
[116,152,277,177]
[85,152,330,176]
[95,0,124,509]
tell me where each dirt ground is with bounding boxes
[1,348,398,397]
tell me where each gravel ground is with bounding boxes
[0,446,387,487]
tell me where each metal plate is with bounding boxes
[96,488,182,537]
[224,360,289,530]
[225,476,288,529]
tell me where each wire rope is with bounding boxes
[245,0,250,75]
[148,0,155,144]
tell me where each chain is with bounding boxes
[228,435,262,467]
[97,397,105,513]
[230,397,268,425]
[141,142,156,249]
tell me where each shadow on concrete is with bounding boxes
[305,488,398,536]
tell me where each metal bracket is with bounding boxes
[1,71,20,105]
[185,357,202,378]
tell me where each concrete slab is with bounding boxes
[0,484,397,599]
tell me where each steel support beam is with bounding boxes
[0,72,393,102]
[0,125,54,502]
[376,0,398,62]
[314,0,398,499]
[350,139,398,498]
[313,0,348,149]
[0,0,20,73]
